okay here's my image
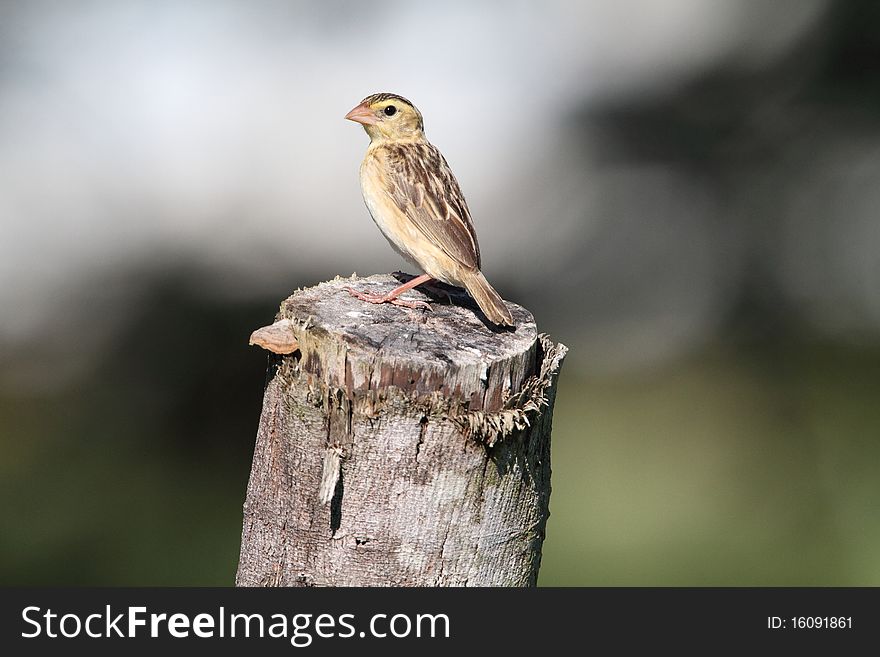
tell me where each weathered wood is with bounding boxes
[236,273,567,587]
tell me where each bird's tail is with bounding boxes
[462,270,514,327]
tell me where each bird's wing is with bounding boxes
[382,142,481,270]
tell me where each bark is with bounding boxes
[235,274,567,587]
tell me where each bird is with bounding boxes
[344,92,514,327]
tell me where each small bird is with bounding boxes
[344,92,514,327]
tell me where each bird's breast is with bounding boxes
[358,146,464,286]
[359,154,425,265]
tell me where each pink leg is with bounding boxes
[346,274,434,310]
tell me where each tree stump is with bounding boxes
[235,273,567,587]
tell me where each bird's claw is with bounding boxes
[345,287,432,311]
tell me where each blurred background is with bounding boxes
[2,0,879,585]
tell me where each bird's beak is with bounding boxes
[345,103,379,126]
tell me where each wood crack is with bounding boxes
[416,415,428,460]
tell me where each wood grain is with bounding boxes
[236,274,567,586]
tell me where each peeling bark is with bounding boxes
[236,274,567,587]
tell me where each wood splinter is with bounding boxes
[249,318,299,354]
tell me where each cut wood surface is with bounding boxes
[236,273,567,586]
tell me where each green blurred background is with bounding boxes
[2,1,880,585]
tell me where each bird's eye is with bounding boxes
[384,105,397,117]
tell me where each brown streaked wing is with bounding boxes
[382,142,481,270]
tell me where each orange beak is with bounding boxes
[345,103,379,126]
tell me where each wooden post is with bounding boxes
[235,274,567,587]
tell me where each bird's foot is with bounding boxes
[345,287,432,310]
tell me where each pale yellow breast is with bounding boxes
[359,148,458,284]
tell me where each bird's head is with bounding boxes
[345,93,424,141]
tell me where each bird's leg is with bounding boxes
[392,271,455,303]
[346,274,433,310]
